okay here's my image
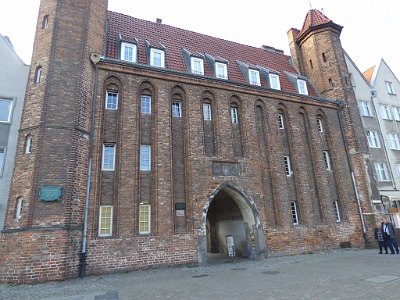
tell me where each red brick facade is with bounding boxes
[0,3,375,283]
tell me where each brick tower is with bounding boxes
[0,0,108,283]
[288,9,375,246]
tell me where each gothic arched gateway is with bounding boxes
[197,182,267,265]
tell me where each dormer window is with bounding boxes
[120,42,137,62]
[269,74,280,90]
[249,69,261,86]
[297,79,308,95]
[215,62,227,79]
[150,48,165,67]
[191,57,204,75]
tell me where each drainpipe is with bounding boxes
[337,102,370,248]
[80,53,101,278]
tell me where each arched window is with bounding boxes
[24,135,32,154]
[15,197,23,220]
[35,67,42,83]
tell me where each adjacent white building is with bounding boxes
[346,53,400,229]
[0,33,29,230]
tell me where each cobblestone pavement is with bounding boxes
[1,249,400,300]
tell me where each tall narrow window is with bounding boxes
[203,103,212,120]
[269,74,280,90]
[393,107,400,121]
[191,57,204,75]
[139,204,151,234]
[35,67,42,83]
[215,62,227,79]
[333,201,341,222]
[317,118,323,132]
[323,151,331,170]
[375,162,389,181]
[98,205,113,236]
[322,52,327,62]
[328,78,333,87]
[105,91,118,110]
[150,48,165,67]
[102,144,115,171]
[366,131,381,148]
[0,148,4,175]
[120,42,137,62]
[291,202,299,225]
[284,156,292,176]
[359,101,371,117]
[297,79,308,95]
[249,69,260,86]
[141,95,151,114]
[385,81,395,94]
[25,135,32,154]
[140,145,151,170]
[172,100,182,117]
[380,104,392,119]
[0,98,12,123]
[15,197,23,220]
[278,113,284,129]
[42,15,49,29]
[231,106,238,124]
[396,164,400,177]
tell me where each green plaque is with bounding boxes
[39,186,62,201]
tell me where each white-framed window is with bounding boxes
[140,145,151,171]
[317,118,323,132]
[0,148,5,176]
[385,81,395,94]
[215,62,227,79]
[375,162,389,181]
[269,74,281,90]
[249,69,260,86]
[333,201,341,222]
[230,107,238,124]
[393,107,400,121]
[203,103,212,120]
[98,205,113,237]
[141,95,151,114]
[297,79,308,95]
[366,131,381,148]
[0,98,12,123]
[388,133,400,150]
[172,100,182,117]
[291,201,299,225]
[150,48,165,67]
[35,67,42,83]
[139,204,151,234]
[15,197,23,220]
[105,91,118,110]
[359,101,371,117]
[25,135,32,154]
[284,156,292,176]
[102,144,115,171]
[120,42,137,62]
[380,104,392,120]
[191,57,204,75]
[278,113,284,129]
[395,164,400,177]
[323,151,331,170]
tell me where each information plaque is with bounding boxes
[39,186,62,201]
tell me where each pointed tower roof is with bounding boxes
[297,9,343,43]
[362,65,376,83]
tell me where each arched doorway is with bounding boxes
[197,182,267,265]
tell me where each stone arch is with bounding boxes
[197,182,267,265]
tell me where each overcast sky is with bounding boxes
[1,0,399,78]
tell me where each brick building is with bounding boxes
[0,1,376,283]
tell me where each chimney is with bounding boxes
[156,18,162,24]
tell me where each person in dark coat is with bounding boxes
[381,218,399,254]
[375,224,388,254]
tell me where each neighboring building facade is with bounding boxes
[0,2,376,283]
[348,57,400,229]
[0,34,29,230]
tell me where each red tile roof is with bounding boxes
[297,9,342,42]
[106,11,318,97]
[362,65,375,83]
